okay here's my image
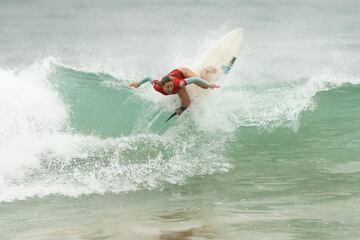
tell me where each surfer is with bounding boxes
[128,67,219,115]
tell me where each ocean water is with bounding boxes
[1,0,360,239]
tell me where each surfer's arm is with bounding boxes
[139,76,156,85]
[185,77,220,89]
[128,76,156,88]
[176,89,191,116]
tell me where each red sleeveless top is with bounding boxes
[153,69,187,95]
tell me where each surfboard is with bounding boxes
[196,28,244,83]
[163,28,243,124]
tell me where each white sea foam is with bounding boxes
[0,60,231,202]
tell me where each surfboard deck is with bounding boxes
[197,28,244,83]
[186,28,243,100]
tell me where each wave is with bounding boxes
[49,60,360,134]
[0,58,359,202]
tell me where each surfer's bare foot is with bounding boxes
[200,67,217,80]
[205,67,217,73]
[210,83,220,89]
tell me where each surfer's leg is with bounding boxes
[177,67,208,89]
[177,88,191,107]
[177,67,216,89]
[177,67,198,78]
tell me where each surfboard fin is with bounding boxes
[165,112,177,122]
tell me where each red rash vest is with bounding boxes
[153,69,187,95]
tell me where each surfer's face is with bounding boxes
[162,81,174,94]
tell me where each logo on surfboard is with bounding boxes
[222,56,237,74]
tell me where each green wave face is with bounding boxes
[49,66,146,137]
[49,65,360,139]
[49,65,186,136]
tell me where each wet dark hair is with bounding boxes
[161,76,173,85]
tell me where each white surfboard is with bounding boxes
[162,28,244,123]
[197,28,244,83]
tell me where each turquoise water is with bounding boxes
[1,0,360,239]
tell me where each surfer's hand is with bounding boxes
[175,106,187,115]
[175,108,182,115]
[128,82,140,88]
[175,108,184,115]
[210,83,220,89]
